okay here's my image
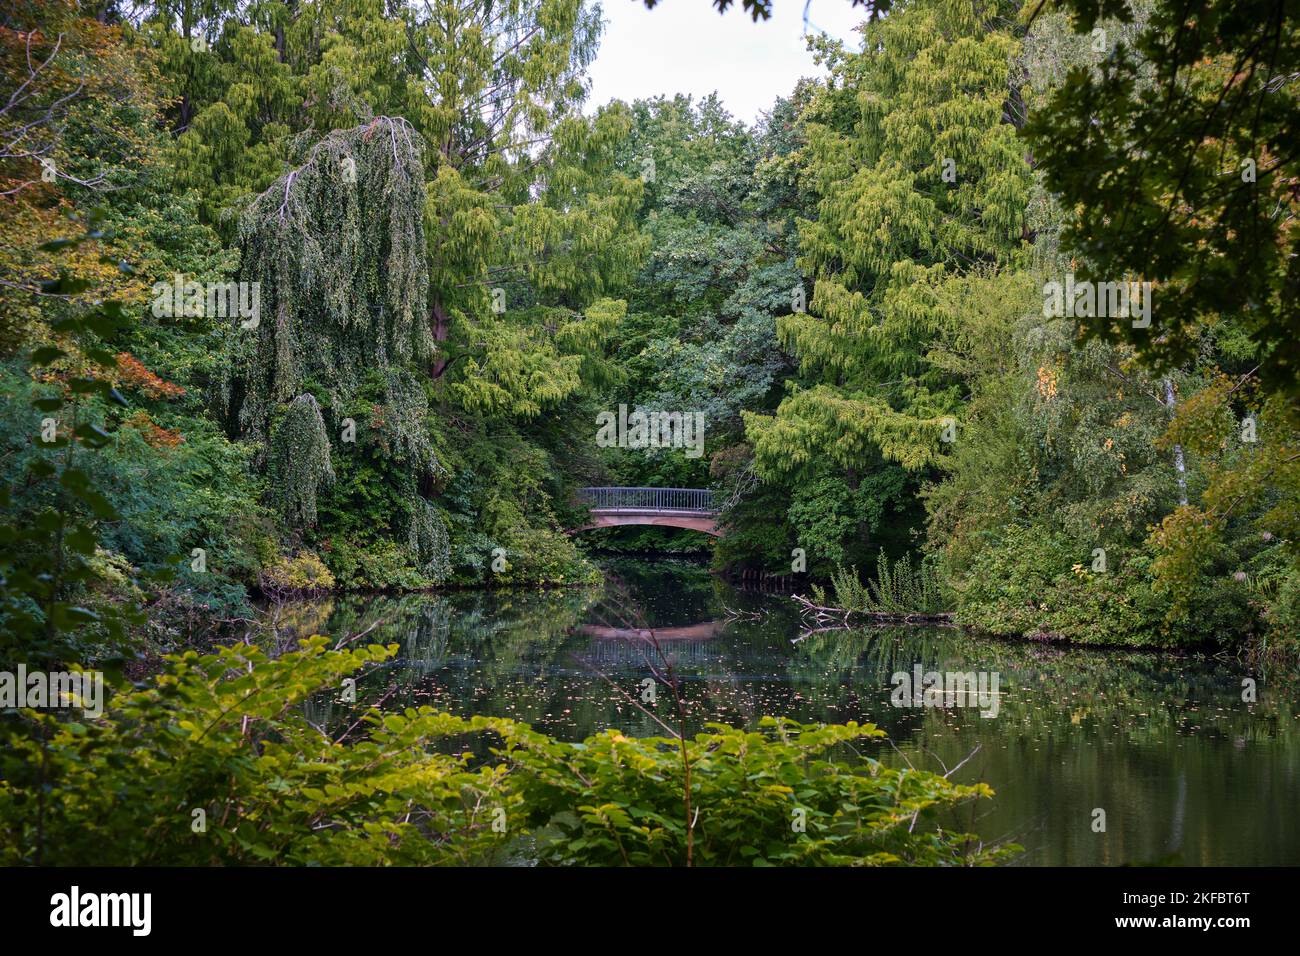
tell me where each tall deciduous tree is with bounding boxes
[1023,0,1300,415]
[405,0,643,415]
[147,0,644,417]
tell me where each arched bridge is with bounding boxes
[572,487,721,537]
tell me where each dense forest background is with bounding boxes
[2,0,1297,664]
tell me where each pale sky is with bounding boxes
[586,0,868,125]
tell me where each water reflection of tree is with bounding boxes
[786,626,1300,865]
[280,569,1300,863]
[283,587,601,734]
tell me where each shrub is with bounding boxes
[1258,569,1300,670]
[0,639,513,865]
[320,536,429,591]
[952,525,1253,647]
[492,718,1016,867]
[0,643,1016,867]
[259,550,336,595]
[489,526,600,587]
[828,550,949,615]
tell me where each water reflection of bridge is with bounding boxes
[579,622,722,641]
[578,621,724,666]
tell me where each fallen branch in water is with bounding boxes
[720,603,767,622]
[789,592,955,628]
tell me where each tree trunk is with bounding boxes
[1164,378,1188,506]
[430,299,450,379]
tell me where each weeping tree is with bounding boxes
[407,497,452,582]
[226,117,444,568]
[267,393,335,529]
[229,116,430,439]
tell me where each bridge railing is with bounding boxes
[577,487,716,514]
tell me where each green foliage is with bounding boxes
[5,0,1293,712]
[320,537,431,592]
[229,118,434,462]
[0,637,1013,867]
[913,4,1299,651]
[153,3,643,583]
[785,469,916,572]
[594,93,810,566]
[611,94,797,438]
[727,0,1036,576]
[493,717,1015,866]
[489,527,600,587]
[787,477,865,568]
[259,551,336,596]
[0,639,514,865]
[953,525,1254,647]
[407,498,452,584]
[267,393,334,529]
[1259,571,1300,670]
[710,455,800,572]
[745,0,1031,482]
[0,361,266,613]
[0,216,150,669]
[1023,0,1300,410]
[1,4,264,634]
[830,550,949,616]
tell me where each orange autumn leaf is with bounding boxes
[123,410,183,448]
[115,352,185,399]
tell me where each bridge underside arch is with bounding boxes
[571,513,721,537]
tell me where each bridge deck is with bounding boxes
[572,487,721,536]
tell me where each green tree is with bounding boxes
[745,0,1031,482]
[1023,0,1300,413]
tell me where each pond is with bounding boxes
[269,557,1300,866]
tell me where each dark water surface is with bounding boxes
[275,557,1299,866]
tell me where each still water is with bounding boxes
[274,557,1299,866]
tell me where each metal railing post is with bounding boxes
[577,486,716,514]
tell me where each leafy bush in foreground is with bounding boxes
[0,641,1014,867]
[0,639,514,866]
[494,717,1013,867]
